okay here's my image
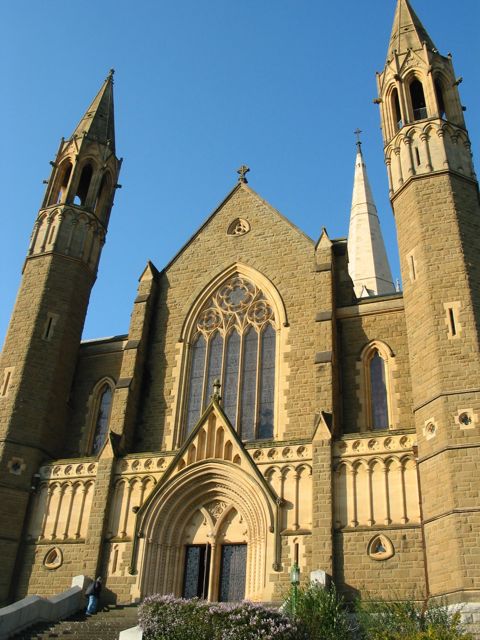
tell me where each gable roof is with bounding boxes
[158,181,314,275]
[136,398,278,522]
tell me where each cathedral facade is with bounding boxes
[1,0,479,617]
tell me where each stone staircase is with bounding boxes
[10,604,139,640]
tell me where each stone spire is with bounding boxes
[71,69,116,152]
[347,141,395,298]
[387,0,436,60]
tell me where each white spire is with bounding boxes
[347,143,395,298]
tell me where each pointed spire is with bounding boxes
[387,0,436,60]
[347,139,395,299]
[71,69,116,152]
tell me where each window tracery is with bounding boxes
[185,275,276,440]
[227,218,250,236]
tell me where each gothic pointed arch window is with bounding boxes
[391,87,402,131]
[74,163,94,206]
[409,79,428,121]
[183,275,277,441]
[88,379,114,455]
[369,351,389,429]
[359,341,396,432]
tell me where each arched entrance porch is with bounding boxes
[137,460,276,602]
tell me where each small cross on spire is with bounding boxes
[354,128,363,152]
[237,164,250,184]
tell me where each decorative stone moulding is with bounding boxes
[115,456,172,475]
[423,418,437,441]
[367,535,394,561]
[43,547,63,570]
[227,218,250,236]
[39,462,97,480]
[252,445,311,463]
[333,434,415,458]
[455,408,476,430]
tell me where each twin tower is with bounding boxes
[0,0,479,614]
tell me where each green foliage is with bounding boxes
[355,597,473,640]
[283,583,354,640]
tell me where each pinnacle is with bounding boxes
[387,0,436,60]
[71,71,116,152]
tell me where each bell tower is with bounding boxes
[0,71,121,603]
[377,0,480,605]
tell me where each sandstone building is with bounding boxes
[1,0,479,618]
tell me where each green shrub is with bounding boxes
[355,597,473,640]
[283,583,354,640]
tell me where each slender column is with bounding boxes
[386,157,394,197]
[404,138,415,176]
[162,544,172,593]
[74,485,88,539]
[62,485,75,539]
[39,486,54,540]
[420,132,433,171]
[349,468,358,527]
[292,471,300,531]
[400,464,408,524]
[50,485,66,539]
[367,467,374,526]
[394,147,404,186]
[27,221,40,256]
[436,129,449,168]
[207,541,217,601]
[153,543,165,595]
[383,466,392,525]
[120,482,133,538]
[40,215,54,253]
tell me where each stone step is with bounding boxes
[11,605,139,640]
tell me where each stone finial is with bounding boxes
[237,165,250,184]
[212,379,222,401]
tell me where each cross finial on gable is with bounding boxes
[237,164,250,183]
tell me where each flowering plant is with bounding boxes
[139,595,305,640]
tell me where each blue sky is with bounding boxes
[1,0,479,344]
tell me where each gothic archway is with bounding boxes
[137,459,276,601]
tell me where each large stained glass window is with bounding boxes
[184,275,277,440]
[370,351,389,430]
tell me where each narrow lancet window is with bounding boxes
[240,328,258,441]
[435,80,446,119]
[258,324,275,439]
[223,331,240,428]
[50,161,72,205]
[392,88,402,130]
[205,332,223,412]
[92,384,113,455]
[410,80,427,121]
[370,352,389,430]
[186,335,207,435]
[74,164,93,206]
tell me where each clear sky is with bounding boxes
[1,0,479,344]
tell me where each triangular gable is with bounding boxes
[138,399,278,518]
[160,182,314,276]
